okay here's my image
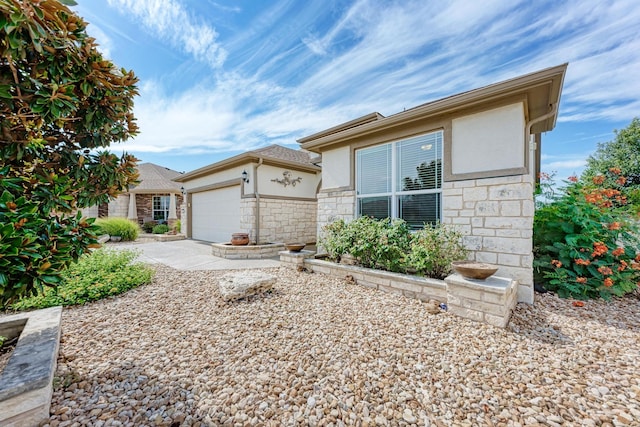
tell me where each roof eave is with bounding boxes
[174,153,320,182]
[299,63,568,152]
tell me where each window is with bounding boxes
[356,131,442,229]
[152,195,170,222]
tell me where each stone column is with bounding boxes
[127,193,137,221]
[168,193,177,220]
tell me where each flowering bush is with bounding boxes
[534,169,640,299]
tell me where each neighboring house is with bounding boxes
[81,163,183,226]
[174,144,321,244]
[298,64,568,304]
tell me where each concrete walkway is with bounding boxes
[110,239,281,271]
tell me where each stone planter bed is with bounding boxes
[280,252,517,328]
[0,306,62,427]
[43,265,640,426]
[211,242,284,259]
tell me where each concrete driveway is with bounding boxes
[111,239,281,271]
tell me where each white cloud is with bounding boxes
[107,0,227,68]
[111,0,640,157]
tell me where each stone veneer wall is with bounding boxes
[108,194,129,218]
[441,174,534,304]
[316,190,356,240]
[240,198,317,244]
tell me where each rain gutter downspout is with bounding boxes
[253,158,264,244]
[526,102,558,179]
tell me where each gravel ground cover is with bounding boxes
[44,265,640,426]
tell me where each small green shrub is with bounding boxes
[407,224,468,279]
[173,219,181,233]
[534,171,640,299]
[0,335,6,348]
[11,249,154,310]
[142,220,157,233]
[94,218,140,241]
[320,217,466,277]
[152,224,169,234]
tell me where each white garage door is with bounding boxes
[191,185,241,242]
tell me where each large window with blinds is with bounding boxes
[356,131,442,229]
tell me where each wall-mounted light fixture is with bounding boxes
[241,170,249,183]
[180,186,186,195]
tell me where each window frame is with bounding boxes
[152,195,170,222]
[355,130,443,228]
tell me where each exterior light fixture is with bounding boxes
[241,170,249,183]
[180,186,186,195]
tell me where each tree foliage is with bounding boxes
[0,0,139,307]
[582,118,640,187]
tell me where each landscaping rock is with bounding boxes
[97,234,110,244]
[45,265,640,425]
[218,271,275,301]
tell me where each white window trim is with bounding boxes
[152,195,170,222]
[355,131,443,224]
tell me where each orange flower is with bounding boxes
[609,167,622,175]
[591,242,608,258]
[632,261,640,270]
[616,176,627,185]
[575,258,591,266]
[551,259,562,268]
[636,254,640,262]
[612,247,625,257]
[572,301,585,307]
[568,175,578,182]
[539,172,551,181]
[603,278,614,287]
[608,222,621,230]
[598,266,613,275]
[618,260,628,271]
[576,277,587,284]
[592,175,605,185]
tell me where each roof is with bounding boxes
[129,163,183,193]
[174,144,321,182]
[298,63,568,152]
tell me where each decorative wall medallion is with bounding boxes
[271,170,302,187]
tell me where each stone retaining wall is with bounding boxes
[280,252,517,328]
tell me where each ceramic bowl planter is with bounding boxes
[451,261,498,280]
[284,243,306,252]
[231,233,250,246]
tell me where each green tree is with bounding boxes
[0,0,139,307]
[582,118,640,201]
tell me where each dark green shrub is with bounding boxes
[320,217,466,277]
[142,221,157,233]
[534,171,640,299]
[11,249,153,310]
[0,1,139,308]
[407,224,468,279]
[152,224,169,234]
[94,218,140,241]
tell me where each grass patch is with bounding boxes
[94,217,140,241]
[11,249,154,311]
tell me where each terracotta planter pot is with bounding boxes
[231,233,250,246]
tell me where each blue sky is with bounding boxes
[74,0,640,181]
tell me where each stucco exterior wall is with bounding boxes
[441,174,534,304]
[321,146,351,189]
[108,194,129,218]
[182,165,248,190]
[257,164,320,198]
[451,103,525,176]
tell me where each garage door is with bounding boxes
[191,185,241,242]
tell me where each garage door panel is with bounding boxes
[191,186,240,242]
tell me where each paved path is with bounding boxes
[110,239,281,271]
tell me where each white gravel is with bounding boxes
[44,265,640,426]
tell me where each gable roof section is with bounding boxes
[298,64,568,152]
[174,144,320,182]
[129,163,183,193]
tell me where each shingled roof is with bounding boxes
[174,144,320,182]
[129,163,183,193]
[252,144,315,166]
